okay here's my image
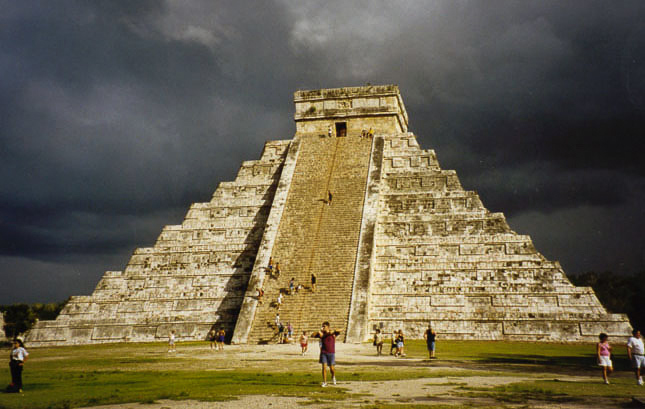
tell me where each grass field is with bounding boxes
[0,339,643,408]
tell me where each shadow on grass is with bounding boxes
[475,354,632,371]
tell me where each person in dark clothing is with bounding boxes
[424,325,437,359]
[8,339,28,393]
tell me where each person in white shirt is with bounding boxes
[9,339,29,393]
[168,330,176,353]
[627,329,645,385]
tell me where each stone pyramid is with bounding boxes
[26,85,631,346]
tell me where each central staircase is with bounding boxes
[247,134,373,343]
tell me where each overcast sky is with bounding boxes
[1,1,644,304]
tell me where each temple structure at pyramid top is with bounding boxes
[26,85,632,346]
[293,84,408,134]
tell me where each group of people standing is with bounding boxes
[325,125,374,139]
[372,325,437,359]
[207,328,227,351]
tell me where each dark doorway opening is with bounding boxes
[335,122,347,137]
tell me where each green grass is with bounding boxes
[400,339,634,371]
[0,340,641,409]
[459,376,645,404]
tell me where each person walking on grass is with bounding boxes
[300,331,309,356]
[389,330,397,355]
[373,329,383,356]
[424,325,437,359]
[597,333,613,384]
[627,329,644,385]
[7,339,28,393]
[312,321,340,387]
[395,330,406,357]
[217,329,226,351]
[208,329,217,350]
[168,330,176,353]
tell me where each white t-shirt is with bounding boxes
[11,347,29,361]
[627,336,644,355]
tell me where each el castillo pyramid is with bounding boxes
[26,85,631,346]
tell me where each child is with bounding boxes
[390,330,397,355]
[168,330,176,353]
[597,333,613,384]
[217,329,226,351]
[299,331,308,355]
[395,330,406,357]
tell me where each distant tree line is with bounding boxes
[570,270,645,331]
[1,300,69,339]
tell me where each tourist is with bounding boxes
[395,330,406,357]
[257,287,264,304]
[208,329,217,350]
[278,322,285,344]
[424,325,437,359]
[300,331,309,355]
[275,262,281,278]
[311,273,317,292]
[289,278,295,294]
[361,129,367,138]
[367,127,374,138]
[287,322,293,339]
[373,329,383,356]
[328,125,332,138]
[275,313,280,327]
[268,257,274,273]
[627,329,644,385]
[7,338,28,393]
[295,283,303,293]
[597,333,613,384]
[390,330,397,355]
[327,191,332,206]
[277,291,283,310]
[312,321,341,387]
[217,329,226,351]
[168,330,176,353]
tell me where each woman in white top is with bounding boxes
[9,339,28,393]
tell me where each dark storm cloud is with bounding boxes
[1,0,644,303]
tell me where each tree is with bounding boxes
[570,270,645,331]
[2,304,36,339]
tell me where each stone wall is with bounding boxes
[366,132,632,342]
[24,85,632,346]
[26,140,291,346]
